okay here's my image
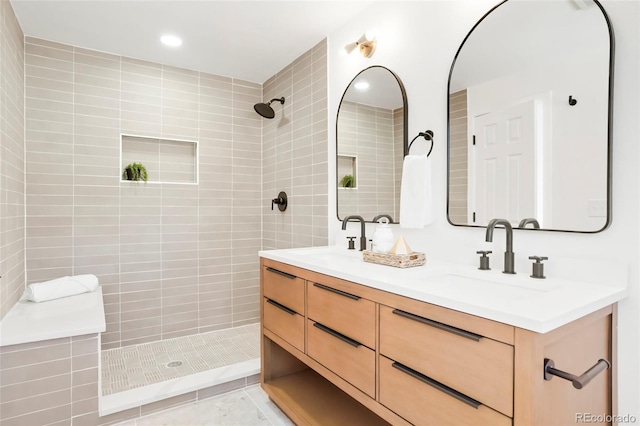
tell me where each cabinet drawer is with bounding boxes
[263,298,304,352]
[379,305,513,417]
[307,281,376,348]
[263,266,305,314]
[307,319,375,398]
[379,356,511,426]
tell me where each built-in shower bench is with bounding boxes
[0,289,105,425]
[0,288,105,347]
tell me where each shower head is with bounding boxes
[254,97,285,119]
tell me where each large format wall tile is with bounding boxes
[18,36,328,349]
[263,39,328,251]
[23,38,266,349]
[0,0,25,320]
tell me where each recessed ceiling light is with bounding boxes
[354,81,370,91]
[161,35,182,47]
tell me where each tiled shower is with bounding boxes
[23,37,266,349]
[0,0,328,420]
[21,36,328,350]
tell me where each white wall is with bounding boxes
[328,0,639,417]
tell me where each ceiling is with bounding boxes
[10,0,373,84]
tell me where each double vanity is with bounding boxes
[259,246,625,425]
[270,0,620,423]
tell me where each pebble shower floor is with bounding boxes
[101,323,260,395]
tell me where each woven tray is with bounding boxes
[362,250,426,268]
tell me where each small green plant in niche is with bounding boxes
[122,162,148,182]
[339,174,354,188]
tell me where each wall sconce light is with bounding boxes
[344,32,377,58]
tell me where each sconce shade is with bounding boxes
[344,42,359,55]
[344,32,376,58]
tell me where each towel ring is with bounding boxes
[408,130,434,157]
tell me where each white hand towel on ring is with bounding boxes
[399,154,434,228]
[24,274,100,303]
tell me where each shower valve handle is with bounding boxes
[271,191,288,212]
[271,197,283,209]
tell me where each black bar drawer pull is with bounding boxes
[313,322,361,348]
[266,267,296,280]
[544,358,610,389]
[313,283,360,300]
[266,298,297,315]
[392,309,482,342]
[391,361,481,409]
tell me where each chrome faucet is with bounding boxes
[485,218,515,274]
[342,215,367,251]
[518,218,540,229]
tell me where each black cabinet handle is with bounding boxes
[313,283,360,300]
[313,322,361,348]
[265,298,297,315]
[391,362,481,409]
[266,267,296,280]
[392,309,483,342]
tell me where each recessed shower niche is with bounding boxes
[337,154,357,189]
[121,134,198,184]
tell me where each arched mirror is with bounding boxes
[337,66,408,223]
[447,0,613,232]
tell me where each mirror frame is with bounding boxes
[446,0,615,233]
[336,65,409,223]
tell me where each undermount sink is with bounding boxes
[292,246,362,259]
[286,246,562,298]
[423,273,560,299]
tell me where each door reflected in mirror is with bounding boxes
[447,0,613,232]
[337,66,407,223]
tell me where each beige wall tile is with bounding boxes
[0,389,70,419]
[0,373,71,403]
[1,404,71,426]
[0,358,71,387]
[16,35,329,353]
[0,1,26,320]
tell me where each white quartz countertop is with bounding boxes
[0,288,106,347]
[259,247,627,333]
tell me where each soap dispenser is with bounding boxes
[372,217,394,253]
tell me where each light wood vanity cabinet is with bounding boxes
[260,258,614,426]
[307,281,376,348]
[378,305,512,425]
[262,264,306,352]
[378,356,511,426]
[379,304,513,418]
[306,280,377,398]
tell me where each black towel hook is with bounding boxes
[408,130,434,157]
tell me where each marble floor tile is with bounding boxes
[114,385,294,426]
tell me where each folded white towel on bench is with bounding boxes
[24,274,99,303]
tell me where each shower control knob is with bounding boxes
[271,191,288,212]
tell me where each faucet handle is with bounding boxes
[528,256,548,262]
[476,250,492,270]
[347,237,356,250]
[528,256,548,279]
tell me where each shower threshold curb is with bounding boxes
[99,358,260,416]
